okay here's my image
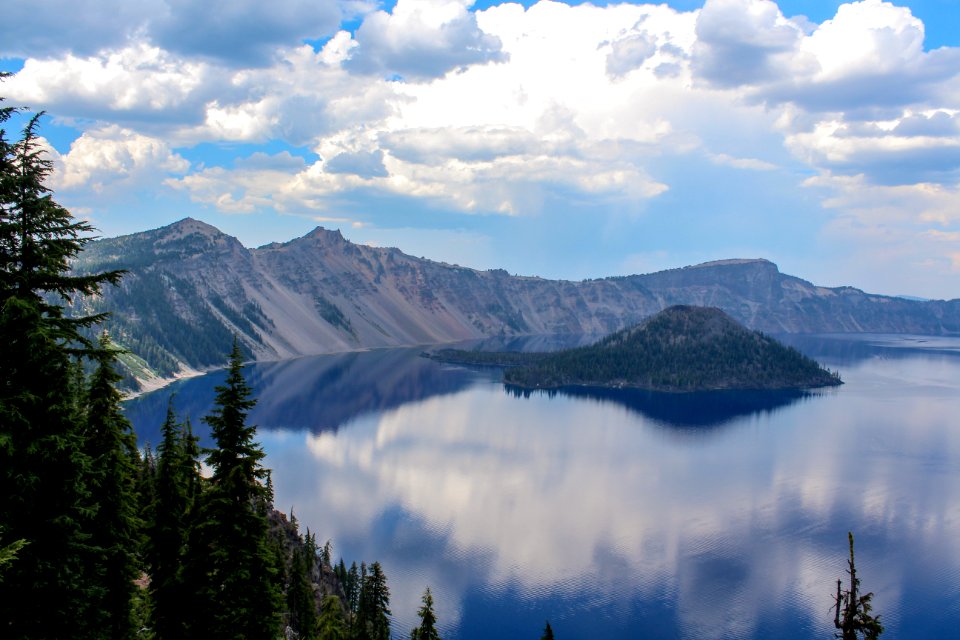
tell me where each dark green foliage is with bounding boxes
[106,272,242,375]
[498,306,842,391]
[0,531,27,579]
[318,595,349,640]
[181,340,281,639]
[287,543,319,640]
[83,336,143,640]
[834,533,883,640]
[339,560,361,617]
[136,442,158,551]
[354,561,391,640]
[0,94,127,638]
[410,587,441,640]
[209,293,264,345]
[540,621,555,640]
[315,294,356,337]
[147,401,201,639]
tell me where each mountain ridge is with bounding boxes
[73,218,960,390]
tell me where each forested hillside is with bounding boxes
[502,306,842,390]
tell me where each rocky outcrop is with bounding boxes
[74,218,960,388]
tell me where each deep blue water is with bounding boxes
[124,334,960,639]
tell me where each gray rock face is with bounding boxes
[75,218,960,387]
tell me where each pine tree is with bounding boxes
[318,595,349,640]
[182,340,281,639]
[0,530,27,578]
[148,400,200,639]
[0,94,124,638]
[834,532,883,639]
[410,587,441,640]
[356,561,391,640]
[83,335,143,640]
[287,544,319,640]
[346,561,361,617]
[540,621,555,640]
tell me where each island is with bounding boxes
[428,305,842,392]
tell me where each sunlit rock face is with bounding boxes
[77,218,960,387]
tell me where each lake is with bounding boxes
[124,334,960,639]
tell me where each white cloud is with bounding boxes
[150,0,342,66]
[784,107,960,185]
[606,30,660,78]
[344,0,506,80]
[6,44,222,126]
[800,0,924,81]
[693,0,804,88]
[52,125,189,193]
[7,0,960,298]
[708,152,777,171]
[803,172,960,297]
[0,0,159,58]
[1,0,342,66]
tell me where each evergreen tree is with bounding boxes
[182,340,281,639]
[540,621,555,640]
[355,561,391,640]
[147,400,200,639]
[834,532,883,640]
[83,335,143,640]
[346,561,361,617]
[136,442,158,552]
[410,587,441,640]
[287,544,319,640]
[0,95,124,638]
[0,531,27,579]
[318,595,349,640]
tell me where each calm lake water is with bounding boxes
[125,334,960,639]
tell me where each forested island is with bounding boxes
[430,305,842,391]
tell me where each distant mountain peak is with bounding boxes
[304,226,345,243]
[690,258,776,270]
[163,217,224,238]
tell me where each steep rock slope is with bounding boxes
[74,218,960,388]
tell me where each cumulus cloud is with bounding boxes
[8,0,960,298]
[785,110,960,185]
[694,0,960,114]
[693,0,804,88]
[150,0,342,66]
[1,0,342,66]
[7,43,400,147]
[380,126,541,164]
[606,30,659,78]
[323,149,389,178]
[0,0,159,58]
[52,125,189,193]
[5,44,227,127]
[344,0,506,79]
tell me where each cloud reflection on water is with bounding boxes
[127,336,960,639]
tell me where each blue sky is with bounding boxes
[2,1,959,298]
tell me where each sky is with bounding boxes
[2,0,959,299]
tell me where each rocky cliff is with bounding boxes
[74,218,960,389]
